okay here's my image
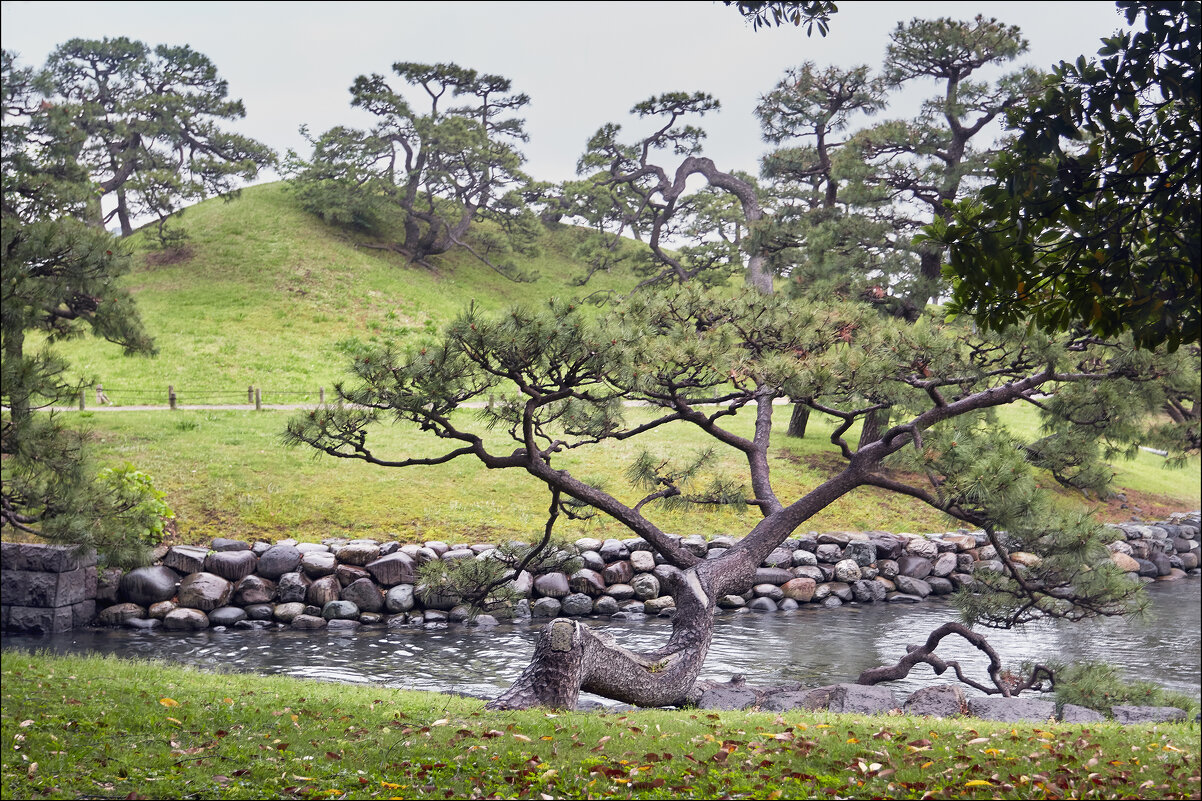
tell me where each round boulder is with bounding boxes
[208,606,247,626]
[306,575,341,607]
[275,571,311,604]
[833,559,863,583]
[385,584,415,613]
[531,597,562,617]
[561,593,594,616]
[119,566,181,607]
[322,600,359,620]
[204,550,258,583]
[630,573,660,600]
[340,578,384,613]
[163,608,209,631]
[177,572,232,611]
[533,572,571,599]
[257,544,302,579]
[273,602,306,622]
[781,577,816,602]
[98,602,146,627]
[233,575,276,606]
[301,550,337,578]
[569,568,606,597]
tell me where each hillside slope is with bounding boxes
[49,182,645,405]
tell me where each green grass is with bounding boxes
[43,182,646,402]
[74,403,1199,546]
[2,653,1198,800]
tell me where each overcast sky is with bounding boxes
[2,1,1129,186]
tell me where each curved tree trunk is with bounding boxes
[488,564,720,710]
[787,402,811,438]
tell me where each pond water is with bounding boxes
[3,579,1199,706]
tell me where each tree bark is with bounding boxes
[488,564,719,710]
[858,407,889,451]
[786,402,810,438]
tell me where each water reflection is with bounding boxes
[3,579,1198,705]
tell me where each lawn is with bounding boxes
[2,652,1198,800]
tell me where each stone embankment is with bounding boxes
[6,512,1194,635]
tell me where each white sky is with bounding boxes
[2,1,1128,186]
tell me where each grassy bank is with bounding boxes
[72,405,1201,545]
[1,653,1198,800]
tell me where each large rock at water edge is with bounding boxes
[119,566,181,606]
[204,550,258,582]
[163,608,209,630]
[967,696,1055,722]
[366,552,417,586]
[1111,705,1187,724]
[177,572,232,611]
[341,577,384,613]
[903,684,966,717]
[257,544,302,579]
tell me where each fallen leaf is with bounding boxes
[159,697,180,707]
[967,737,989,745]
[965,779,994,787]
[513,734,531,742]
[18,720,34,728]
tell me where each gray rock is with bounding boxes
[603,560,634,585]
[531,597,562,617]
[931,552,958,577]
[851,579,886,603]
[778,598,799,611]
[828,582,853,602]
[904,537,939,559]
[291,614,327,630]
[245,603,273,620]
[967,696,1055,722]
[336,542,380,566]
[791,565,826,583]
[533,572,571,598]
[326,618,361,633]
[204,550,258,582]
[323,600,359,620]
[256,545,301,579]
[273,602,306,622]
[895,575,932,598]
[124,617,161,631]
[717,594,746,609]
[698,686,757,711]
[644,596,675,615]
[210,537,250,552]
[579,551,605,572]
[362,552,416,587]
[619,600,645,614]
[471,614,499,627]
[607,583,636,602]
[276,571,311,604]
[233,575,276,605]
[627,550,654,573]
[599,539,630,561]
[753,583,784,601]
[903,684,966,717]
[1111,705,1187,724]
[833,559,862,583]
[887,592,923,603]
[177,572,232,611]
[956,553,976,573]
[98,602,146,627]
[803,684,897,714]
[842,541,877,567]
[763,548,793,568]
[569,568,607,597]
[561,593,594,616]
[631,573,661,600]
[441,548,474,562]
[791,549,818,567]
[296,542,330,553]
[821,596,843,608]
[762,691,813,712]
[148,600,176,620]
[508,570,534,597]
[593,596,619,616]
[815,543,843,563]
[1060,704,1105,723]
[748,597,778,612]
[755,567,794,585]
[896,555,933,579]
[575,537,603,553]
[306,575,342,607]
[208,606,247,626]
[335,564,371,586]
[163,608,209,630]
[119,566,181,607]
[300,551,336,578]
[869,537,904,560]
[341,578,384,613]
[162,545,208,575]
[926,576,954,595]
[877,559,899,578]
[680,535,709,558]
[385,584,415,613]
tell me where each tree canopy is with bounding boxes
[931,1,1200,351]
[39,37,276,244]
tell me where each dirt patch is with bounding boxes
[144,246,195,266]
[1082,489,1199,524]
[775,448,846,474]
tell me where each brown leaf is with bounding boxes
[325,752,341,761]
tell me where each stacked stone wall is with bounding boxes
[2,512,1198,634]
[0,543,98,633]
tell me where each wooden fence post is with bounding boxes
[168,386,177,410]
[248,386,254,405]
[254,387,262,411]
[319,387,325,404]
[79,389,86,411]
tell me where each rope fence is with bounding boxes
[73,384,330,410]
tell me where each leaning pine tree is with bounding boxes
[285,287,1192,709]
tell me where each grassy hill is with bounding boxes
[48,181,644,405]
[27,182,1202,545]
